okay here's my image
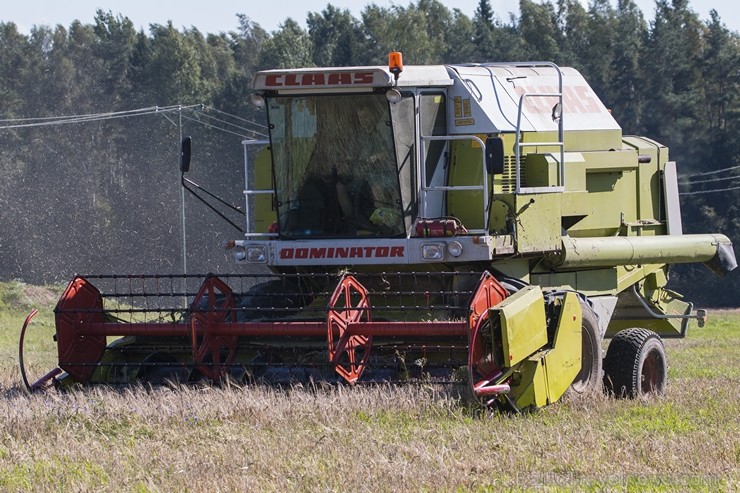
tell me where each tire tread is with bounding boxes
[603,327,665,398]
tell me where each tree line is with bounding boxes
[0,0,738,305]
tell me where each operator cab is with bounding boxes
[267,94,406,238]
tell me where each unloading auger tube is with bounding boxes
[546,234,736,273]
[19,271,586,411]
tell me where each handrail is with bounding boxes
[419,134,489,234]
[483,61,565,194]
[512,62,564,194]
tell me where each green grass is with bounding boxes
[0,282,738,492]
[0,282,59,383]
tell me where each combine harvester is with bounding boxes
[21,53,736,411]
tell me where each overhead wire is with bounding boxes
[183,107,267,138]
[3,104,737,185]
[180,113,254,139]
[0,105,204,130]
[681,164,740,178]
[679,185,740,195]
[0,105,171,123]
[0,104,269,140]
[678,163,740,195]
[199,112,267,136]
[190,109,249,133]
[205,106,269,130]
[679,174,740,186]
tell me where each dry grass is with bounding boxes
[0,285,738,492]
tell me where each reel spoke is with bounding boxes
[327,275,373,384]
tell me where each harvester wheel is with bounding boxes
[567,302,602,395]
[603,328,667,398]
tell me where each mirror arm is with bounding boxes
[181,176,245,233]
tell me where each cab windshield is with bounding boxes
[267,94,406,238]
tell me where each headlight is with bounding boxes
[447,241,463,257]
[249,93,265,108]
[246,245,267,263]
[231,246,247,261]
[421,243,444,260]
[232,245,268,263]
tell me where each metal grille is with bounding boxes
[502,155,526,193]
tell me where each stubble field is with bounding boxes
[0,281,738,492]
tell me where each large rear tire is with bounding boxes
[568,301,603,395]
[603,328,667,398]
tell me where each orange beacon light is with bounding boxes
[388,51,403,82]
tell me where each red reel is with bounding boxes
[190,275,238,381]
[327,275,373,384]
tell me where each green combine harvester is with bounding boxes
[21,53,736,411]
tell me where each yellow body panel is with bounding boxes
[253,147,276,233]
[512,358,549,409]
[508,292,582,409]
[493,286,548,367]
[541,292,582,400]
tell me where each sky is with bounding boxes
[0,0,737,37]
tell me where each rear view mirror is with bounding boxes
[180,136,192,173]
[485,137,504,175]
[551,102,562,121]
